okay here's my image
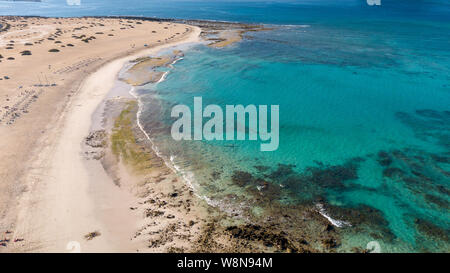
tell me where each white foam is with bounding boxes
[130,89,251,216]
[316,203,351,228]
[153,54,187,84]
[129,85,216,208]
[125,45,252,217]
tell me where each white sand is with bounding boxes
[10,26,201,253]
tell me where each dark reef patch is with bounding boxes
[376,148,450,202]
[382,167,405,179]
[225,224,301,252]
[415,109,450,121]
[377,151,393,167]
[431,154,450,164]
[266,163,296,180]
[424,194,450,210]
[230,170,283,202]
[225,157,399,250]
[231,171,254,187]
[321,203,395,242]
[254,165,270,172]
[414,218,449,242]
[264,160,360,199]
[211,170,221,180]
[306,163,358,188]
[228,158,366,213]
[436,185,450,196]
[226,144,450,251]
[395,109,450,149]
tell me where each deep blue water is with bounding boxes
[3,0,449,252]
[1,0,450,24]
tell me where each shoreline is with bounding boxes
[0,15,273,48]
[1,15,287,253]
[0,14,263,26]
[108,43,343,253]
[23,26,201,252]
[1,15,349,253]
[0,16,203,252]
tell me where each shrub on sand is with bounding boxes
[84,231,101,241]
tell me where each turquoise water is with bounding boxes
[138,22,450,252]
[3,0,449,252]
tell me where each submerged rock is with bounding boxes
[424,194,450,210]
[377,151,393,167]
[322,238,338,249]
[382,167,405,179]
[85,130,106,148]
[231,171,254,187]
[415,218,449,242]
[225,224,301,252]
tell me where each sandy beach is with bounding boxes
[0,16,204,252]
[1,16,335,254]
[0,16,290,254]
[2,0,449,256]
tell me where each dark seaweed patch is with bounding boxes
[231,171,254,187]
[322,238,339,249]
[410,170,432,182]
[306,163,358,188]
[415,218,449,242]
[323,204,395,241]
[382,167,405,179]
[379,149,449,196]
[227,145,448,251]
[396,109,450,149]
[324,204,387,226]
[254,165,270,172]
[232,159,362,203]
[230,170,282,199]
[266,163,296,180]
[424,194,450,210]
[431,154,450,164]
[415,109,450,120]
[211,170,221,180]
[436,185,450,196]
[377,151,393,167]
[226,224,301,252]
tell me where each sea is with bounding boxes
[2,0,449,252]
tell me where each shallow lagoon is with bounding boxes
[5,0,449,252]
[136,22,450,252]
